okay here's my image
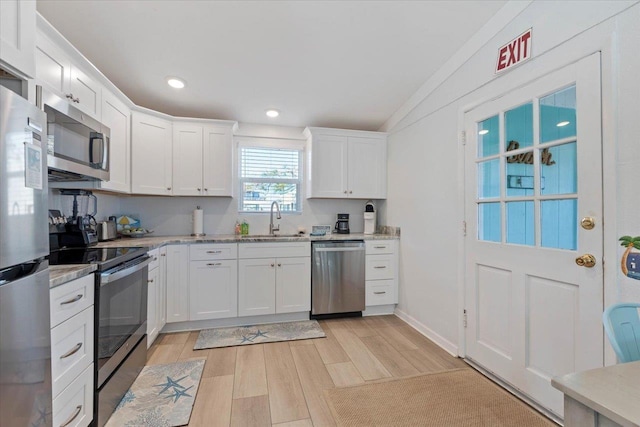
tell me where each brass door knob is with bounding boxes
[575,254,596,268]
[581,217,596,230]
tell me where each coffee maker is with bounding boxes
[364,201,376,235]
[335,213,350,234]
[50,190,99,248]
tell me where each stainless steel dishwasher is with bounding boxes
[311,240,365,317]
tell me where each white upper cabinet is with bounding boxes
[0,0,36,77]
[305,127,387,199]
[35,31,102,118]
[172,121,236,197]
[100,91,130,193]
[131,111,173,195]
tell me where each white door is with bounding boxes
[131,112,173,195]
[348,136,386,199]
[146,266,158,346]
[173,124,204,196]
[276,257,311,313]
[203,126,234,196]
[238,259,276,316]
[189,260,238,320]
[464,53,603,417]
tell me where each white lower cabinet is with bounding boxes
[158,246,167,331]
[189,259,238,320]
[52,363,94,427]
[146,263,159,347]
[50,274,95,427]
[166,244,189,323]
[238,242,311,317]
[365,240,399,307]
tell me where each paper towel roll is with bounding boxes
[192,206,205,236]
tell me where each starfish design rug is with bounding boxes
[194,320,326,350]
[105,359,204,427]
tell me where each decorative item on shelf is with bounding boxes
[192,206,205,237]
[619,236,640,280]
[115,215,140,232]
[311,225,331,236]
[241,219,249,235]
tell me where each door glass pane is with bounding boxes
[505,102,533,150]
[478,202,501,242]
[478,115,499,158]
[541,142,577,195]
[506,201,534,246]
[478,159,500,199]
[541,199,577,250]
[540,86,576,142]
[506,151,534,197]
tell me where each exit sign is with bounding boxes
[496,29,532,73]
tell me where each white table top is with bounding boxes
[552,360,640,427]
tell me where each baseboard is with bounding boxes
[363,305,396,316]
[160,311,310,334]
[394,308,459,357]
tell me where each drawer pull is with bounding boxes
[373,266,387,269]
[60,343,83,359]
[373,291,386,295]
[374,246,386,249]
[206,250,222,254]
[148,279,154,283]
[207,263,221,267]
[60,294,83,305]
[277,263,282,267]
[60,405,82,427]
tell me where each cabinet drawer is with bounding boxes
[365,240,395,255]
[52,363,93,427]
[366,280,395,306]
[190,243,237,261]
[51,307,94,398]
[148,248,160,270]
[239,242,310,259]
[365,254,395,280]
[50,274,94,328]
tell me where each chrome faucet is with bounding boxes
[269,201,282,235]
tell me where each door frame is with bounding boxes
[456,44,617,367]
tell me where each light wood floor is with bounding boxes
[147,315,467,426]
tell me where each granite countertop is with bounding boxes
[50,264,97,288]
[95,232,399,249]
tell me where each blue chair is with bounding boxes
[603,303,640,363]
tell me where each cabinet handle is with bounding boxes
[154,257,158,261]
[204,188,208,191]
[207,263,221,266]
[60,294,83,305]
[161,253,166,256]
[270,263,275,267]
[167,187,172,191]
[206,250,221,254]
[148,279,154,283]
[60,405,82,427]
[373,266,387,269]
[374,246,386,249]
[277,263,282,267]
[74,97,80,103]
[197,188,201,191]
[349,190,353,194]
[344,190,347,194]
[373,291,386,295]
[60,343,83,359]
[65,93,73,100]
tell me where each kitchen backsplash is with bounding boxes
[49,190,386,236]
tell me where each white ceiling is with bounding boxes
[37,1,508,131]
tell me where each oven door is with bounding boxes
[96,256,151,387]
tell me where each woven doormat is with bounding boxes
[325,368,555,426]
[194,320,325,350]
[105,360,204,427]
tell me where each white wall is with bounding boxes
[382,0,640,356]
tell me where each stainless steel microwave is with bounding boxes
[44,91,110,181]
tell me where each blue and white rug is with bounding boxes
[105,359,204,427]
[194,320,326,350]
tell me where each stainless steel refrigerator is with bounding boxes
[0,85,51,426]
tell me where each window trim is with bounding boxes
[236,137,304,214]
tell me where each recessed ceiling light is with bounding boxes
[556,121,570,127]
[166,77,186,89]
[265,109,280,118]
[478,129,489,135]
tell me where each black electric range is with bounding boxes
[49,246,148,271]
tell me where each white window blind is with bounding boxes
[239,146,302,213]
